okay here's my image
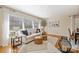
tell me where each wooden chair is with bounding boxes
[58,36,72,53]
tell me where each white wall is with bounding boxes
[0,7,9,46]
[0,8,3,46]
[2,8,9,46]
[45,16,71,37]
[69,16,75,33]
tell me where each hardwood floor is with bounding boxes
[0,45,11,53]
[0,44,20,53]
[0,34,79,53]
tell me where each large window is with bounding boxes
[9,15,41,32]
[75,16,79,29]
[33,21,39,29]
[10,15,22,31]
[24,19,32,29]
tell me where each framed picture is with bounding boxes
[49,20,60,27]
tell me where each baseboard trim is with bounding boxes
[48,34,61,38]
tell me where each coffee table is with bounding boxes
[34,36,43,45]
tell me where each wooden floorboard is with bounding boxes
[0,45,11,53]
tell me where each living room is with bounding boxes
[0,5,79,53]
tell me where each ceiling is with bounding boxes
[6,5,79,18]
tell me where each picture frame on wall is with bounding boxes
[49,20,60,27]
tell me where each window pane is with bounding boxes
[10,16,22,31]
[24,19,32,29]
[34,21,39,28]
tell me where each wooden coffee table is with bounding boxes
[34,36,43,45]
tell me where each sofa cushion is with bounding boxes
[22,30,28,36]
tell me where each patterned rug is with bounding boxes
[19,36,61,53]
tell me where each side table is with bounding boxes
[11,36,22,48]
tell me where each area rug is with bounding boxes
[19,41,48,53]
[19,36,61,53]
